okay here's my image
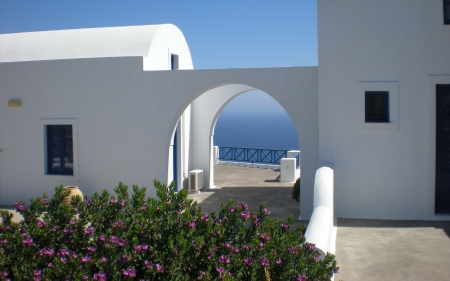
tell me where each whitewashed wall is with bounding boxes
[0,61,319,219]
[318,0,450,219]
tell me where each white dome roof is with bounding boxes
[0,24,193,70]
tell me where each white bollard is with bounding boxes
[280,158,297,182]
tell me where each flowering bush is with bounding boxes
[0,180,337,280]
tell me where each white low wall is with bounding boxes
[304,166,335,255]
[217,160,280,170]
[280,158,297,182]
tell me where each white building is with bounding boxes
[0,0,449,221]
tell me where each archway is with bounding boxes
[168,83,303,217]
[149,67,317,219]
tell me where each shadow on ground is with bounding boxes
[337,218,450,238]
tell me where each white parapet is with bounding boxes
[287,150,300,161]
[280,158,297,182]
[213,146,219,164]
[304,166,335,255]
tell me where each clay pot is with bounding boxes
[62,186,83,207]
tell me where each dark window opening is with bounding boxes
[171,54,179,70]
[445,0,450,25]
[47,125,73,175]
[365,91,389,123]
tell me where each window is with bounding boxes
[365,91,389,123]
[445,0,450,25]
[46,125,73,175]
[171,54,179,70]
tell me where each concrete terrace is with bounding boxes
[192,165,450,281]
[188,164,307,227]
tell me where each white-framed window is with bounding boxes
[40,118,78,181]
[46,125,73,175]
[356,81,399,132]
[365,91,390,123]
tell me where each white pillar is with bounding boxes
[280,158,297,182]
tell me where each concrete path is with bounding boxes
[188,164,306,227]
[334,219,450,281]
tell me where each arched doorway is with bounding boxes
[170,83,301,187]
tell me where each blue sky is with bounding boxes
[0,0,317,112]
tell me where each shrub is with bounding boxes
[292,178,300,202]
[0,180,337,280]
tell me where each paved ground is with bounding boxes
[192,165,450,281]
[334,219,450,281]
[187,164,307,228]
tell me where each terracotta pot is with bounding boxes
[62,186,83,207]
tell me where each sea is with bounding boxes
[213,111,299,151]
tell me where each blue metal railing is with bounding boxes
[218,147,299,167]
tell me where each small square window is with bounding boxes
[365,91,389,123]
[47,125,73,175]
[444,0,450,25]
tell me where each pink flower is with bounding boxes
[93,272,106,281]
[241,212,250,221]
[22,238,33,246]
[243,257,254,266]
[237,202,248,210]
[14,202,25,211]
[156,263,164,273]
[261,256,269,267]
[109,236,118,243]
[87,246,97,252]
[297,274,307,281]
[84,226,95,235]
[122,268,136,277]
[259,233,270,242]
[188,221,196,228]
[144,260,153,269]
[276,258,282,265]
[219,255,230,264]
